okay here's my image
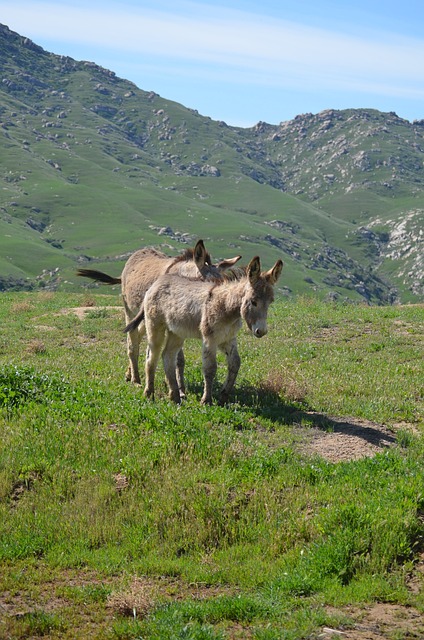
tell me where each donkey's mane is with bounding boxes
[170,246,214,266]
[220,265,248,281]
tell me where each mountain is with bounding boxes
[1,23,423,303]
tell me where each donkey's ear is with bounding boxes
[265,259,283,284]
[217,255,242,270]
[193,239,206,268]
[247,256,261,283]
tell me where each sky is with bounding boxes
[1,0,423,128]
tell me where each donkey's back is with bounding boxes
[144,276,212,340]
[121,245,238,314]
[121,247,177,313]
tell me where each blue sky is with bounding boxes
[1,0,423,127]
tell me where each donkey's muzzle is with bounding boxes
[253,326,267,338]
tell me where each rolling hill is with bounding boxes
[1,23,423,303]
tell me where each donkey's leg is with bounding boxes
[126,325,144,384]
[162,333,185,404]
[176,348,186,398]
[123,299,135,382]
[218,338,241,404]
[124,299,145,384]
[144,325,165,399]
[201,340,217,405]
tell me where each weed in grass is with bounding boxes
[108,578,155,619]
[36,291,55,303]
[175,594,272,624]
[259,367,308,404]
[396,429,418,448]
[83,308,113,320]
[110,617,147,640]
[129,603,228,640]
[62,582,112,604]
[0,365,68,411]
[6,610,66,637]
[82,294,97,307]
[25,338,46,355]
[10,300,34,314]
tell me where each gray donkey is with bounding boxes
[125,256,283,405]
[77,240,241,390]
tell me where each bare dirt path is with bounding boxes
[298,413,415,463]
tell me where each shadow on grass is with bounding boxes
[301,414,397,448]
[189,381,397,450]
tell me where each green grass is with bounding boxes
[0,292,423,639]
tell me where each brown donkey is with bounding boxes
[77,241,241,390]
[125,256,283,404]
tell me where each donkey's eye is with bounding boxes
[251,300,258,307]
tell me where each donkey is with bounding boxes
[77,240,241,390]
[125,256,283,405]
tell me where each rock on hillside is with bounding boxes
[251,109,424,200]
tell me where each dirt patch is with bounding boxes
[60,306,122,320]
[0,567,114,620]
[106,575,238,619]
[297,413,418,463]
[322,603,424,638]
[33,324,56,331]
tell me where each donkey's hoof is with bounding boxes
[125,367,135,382]
[144,387,154,399]
[169,391,182,404]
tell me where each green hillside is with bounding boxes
[1,24,423,303]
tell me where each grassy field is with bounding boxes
[0,291,423,639]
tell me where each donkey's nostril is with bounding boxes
[255,327,266,338]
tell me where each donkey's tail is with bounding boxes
[124,307,145,333]
[76,268,122,285]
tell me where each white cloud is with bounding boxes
[2,0,424,99]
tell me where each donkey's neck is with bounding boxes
[200,278,250,342]
[208,278,248,317]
